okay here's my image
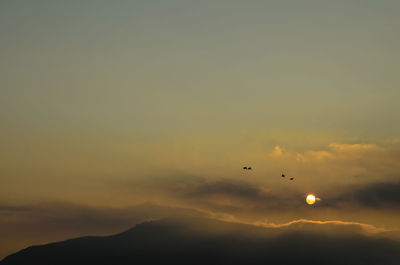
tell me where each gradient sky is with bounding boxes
[1,0,400,259]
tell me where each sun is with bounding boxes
[306,194,316,205]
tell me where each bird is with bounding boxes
[243,167,248,170]
[281,174,285,178]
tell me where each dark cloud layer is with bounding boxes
[326,181,400,210]
[350,181,400,208]
[179,180,269,200]
[176,179,280,203]
[172,178,307,211]
[170,177,400,211]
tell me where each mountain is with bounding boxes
[1,217,400,265]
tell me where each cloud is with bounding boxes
[263,142,400,194]
[216,214,400,239]
[269,145,284,157]
[288,143,385,162]
[145,172,400,215]
[353,181,400,208]
[176,179,272,201]
[170,177,308,212]
[329,181,400,209]
[250,219,388,234]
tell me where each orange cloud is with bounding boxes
[220,217,400,235]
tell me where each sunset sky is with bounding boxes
[1,0,400,259]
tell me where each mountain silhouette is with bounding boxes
[1,217,400,265]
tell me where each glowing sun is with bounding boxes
[306,194,316,205]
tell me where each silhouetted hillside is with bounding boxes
[1,218,400,265]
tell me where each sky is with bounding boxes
[1,0,400,259]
